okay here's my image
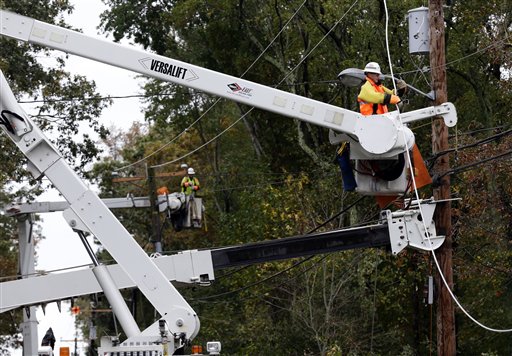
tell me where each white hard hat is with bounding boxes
[187,167,195,175]
[364,62,382,75]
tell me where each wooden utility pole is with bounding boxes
[428,0,456,354]
[147,164,162,254]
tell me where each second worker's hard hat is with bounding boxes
[187,167,195,175]
[363,62,382,75]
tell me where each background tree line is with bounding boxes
[1,0,511,355]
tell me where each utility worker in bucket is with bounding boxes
[357,62,407,115]
[335,62,408,192]
[181,167,201,226]
[356,62,431,207]
[181,167,200,195]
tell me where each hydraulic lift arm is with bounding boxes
[0,70,199,351]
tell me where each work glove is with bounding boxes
[390,95,401,105]
[184,182,190,187]
[396,79,408,96]
[193,186,199,191]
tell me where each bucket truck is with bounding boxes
[0,9,456,355]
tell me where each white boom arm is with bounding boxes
[0,250,215,314]
[0,70,199,349]
[0,10,456,158]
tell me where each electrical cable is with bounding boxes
[18,92,188,104]
[187,176,364,283]
[407,53,431,88]
[149,107,254,169]
[437,149,512,180]
[158,170,339,200]
[449,124,510,137]
[17,34,507,106]
[395,35,510,77]
[429,128,512,162]
[194,246,367,305]
[115,96,224,172]
[0,263,95,282]
[253,250,365,305]
[207,175,326,193]
[191,255,315,301]
[17,80,338,107]
[426,129,512,174]
[382,0,512,333]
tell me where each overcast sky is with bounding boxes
[12,1,146,354]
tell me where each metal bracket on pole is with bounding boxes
[383,199,444,255]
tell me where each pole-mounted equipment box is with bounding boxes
[408,7,430,55]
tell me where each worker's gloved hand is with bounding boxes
[396,79,407,90]
[193,186,199,191]
[390,95,401,105]
[396,79,408,96]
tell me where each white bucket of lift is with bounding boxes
[354,157,409,195]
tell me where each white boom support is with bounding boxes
[0,70,199,350]
[0,250,215,314]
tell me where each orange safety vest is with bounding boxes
[357,77,390,116]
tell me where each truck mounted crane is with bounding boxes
[0,9,456,355]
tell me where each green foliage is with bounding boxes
[0,211,22,352]
[451,134,512,354]
[0,1,111,175]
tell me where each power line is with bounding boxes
[396,35,511,77]
[18,92,182,104]
[449,124,511,137]
[437,149,512,180]
[384,0,512,335]
[130,0,507,171]
[428,127,512,162]
[197,250,366,306]
[17,34,508,107]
